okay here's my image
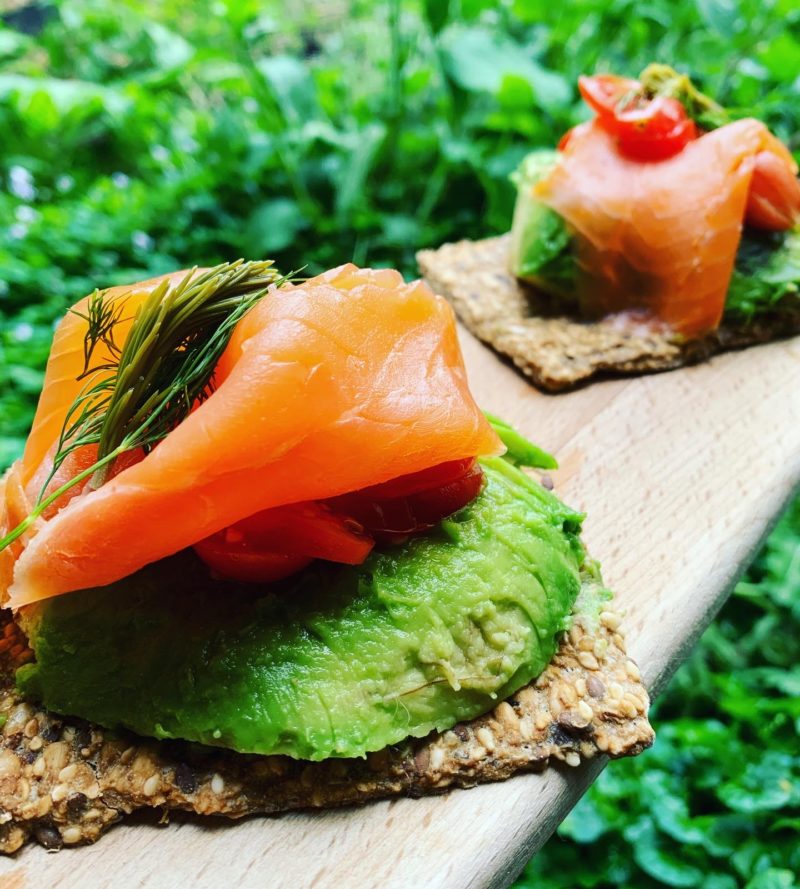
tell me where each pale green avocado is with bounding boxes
[17,455,589,761]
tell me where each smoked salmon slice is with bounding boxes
[535,118,799,337]
[1,264,502,607]
[19,270,197,488]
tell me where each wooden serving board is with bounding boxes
[2,327,799,889]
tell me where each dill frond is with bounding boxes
[0,259,286,553]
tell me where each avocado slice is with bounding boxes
[16,456,585,761]
[509,150,800,323]
[508,149,578,297]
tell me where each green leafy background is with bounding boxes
[0,1,798,884]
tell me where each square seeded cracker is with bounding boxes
[0,573,653,853]
[417,234,800,391]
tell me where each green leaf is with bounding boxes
[440,25,570,112]
[559,793,608,843]
[458,0,498,18]
[695,0,741,37]
[422,0,450,35]
[497,74,536,111]
[242,199,307,255]
[0,437,25,468]
[8,365,45,394]
[644,773,707,845]
[511,0,550,24]
[625,820,706,887]
[145,22,194,74]
[381,214,421,248]
[758,34,800,81]
[718,753,796,814]
[731,838,777,880]
[257,55,319,124]
[0,75,129,116]
[0,27,29,61]
[335,124,386,221]
[745,869,798,889]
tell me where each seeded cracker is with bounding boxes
[0,566,652,852]
[417,235,800,391]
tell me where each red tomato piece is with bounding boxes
[194,460,485,583]
[745,149,800,231]
[578,74,641,119]
[192,542,312,584]
[578,74,697,162]
[348,458,478,500]
[232,501,373,563]
[193,501,373,583]
[329,459,484,540]
[406,462,485,526]
[615,97,697,161]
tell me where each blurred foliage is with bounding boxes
[518,499,800,888]
[1,0,799,459]
[0,1,798,885]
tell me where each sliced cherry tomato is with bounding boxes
[745,150,800,231]
[192,543,312,584]
[232,501,373,563]
[348,458,478,500]
[406,463,484,525]
[328,459,484,541]
[193,501,373,583]
[578,74,641,120]
[578,74,697,161]
[614,96,697,161]
[194,460,485,583]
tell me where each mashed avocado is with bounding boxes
[508,150,577,297]
[17,455,586,761]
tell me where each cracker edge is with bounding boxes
[417,235,800,391]
[0,593,653,853]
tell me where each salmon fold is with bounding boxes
[534,118,799,337]
[1,264,503,607]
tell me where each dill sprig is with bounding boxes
[0,259,284,553]
[72,287,129,376]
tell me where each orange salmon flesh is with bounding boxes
[1,265,502,607]
[535,118,799,337]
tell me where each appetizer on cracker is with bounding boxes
[0,263,652,850]
[419,66,800,390]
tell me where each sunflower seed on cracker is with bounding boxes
[0,568,652,854]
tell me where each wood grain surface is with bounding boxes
[2,326,799,889]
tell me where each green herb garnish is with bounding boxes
[725,227,800,321]
[0,260,285,553]
[638,63,729,130]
